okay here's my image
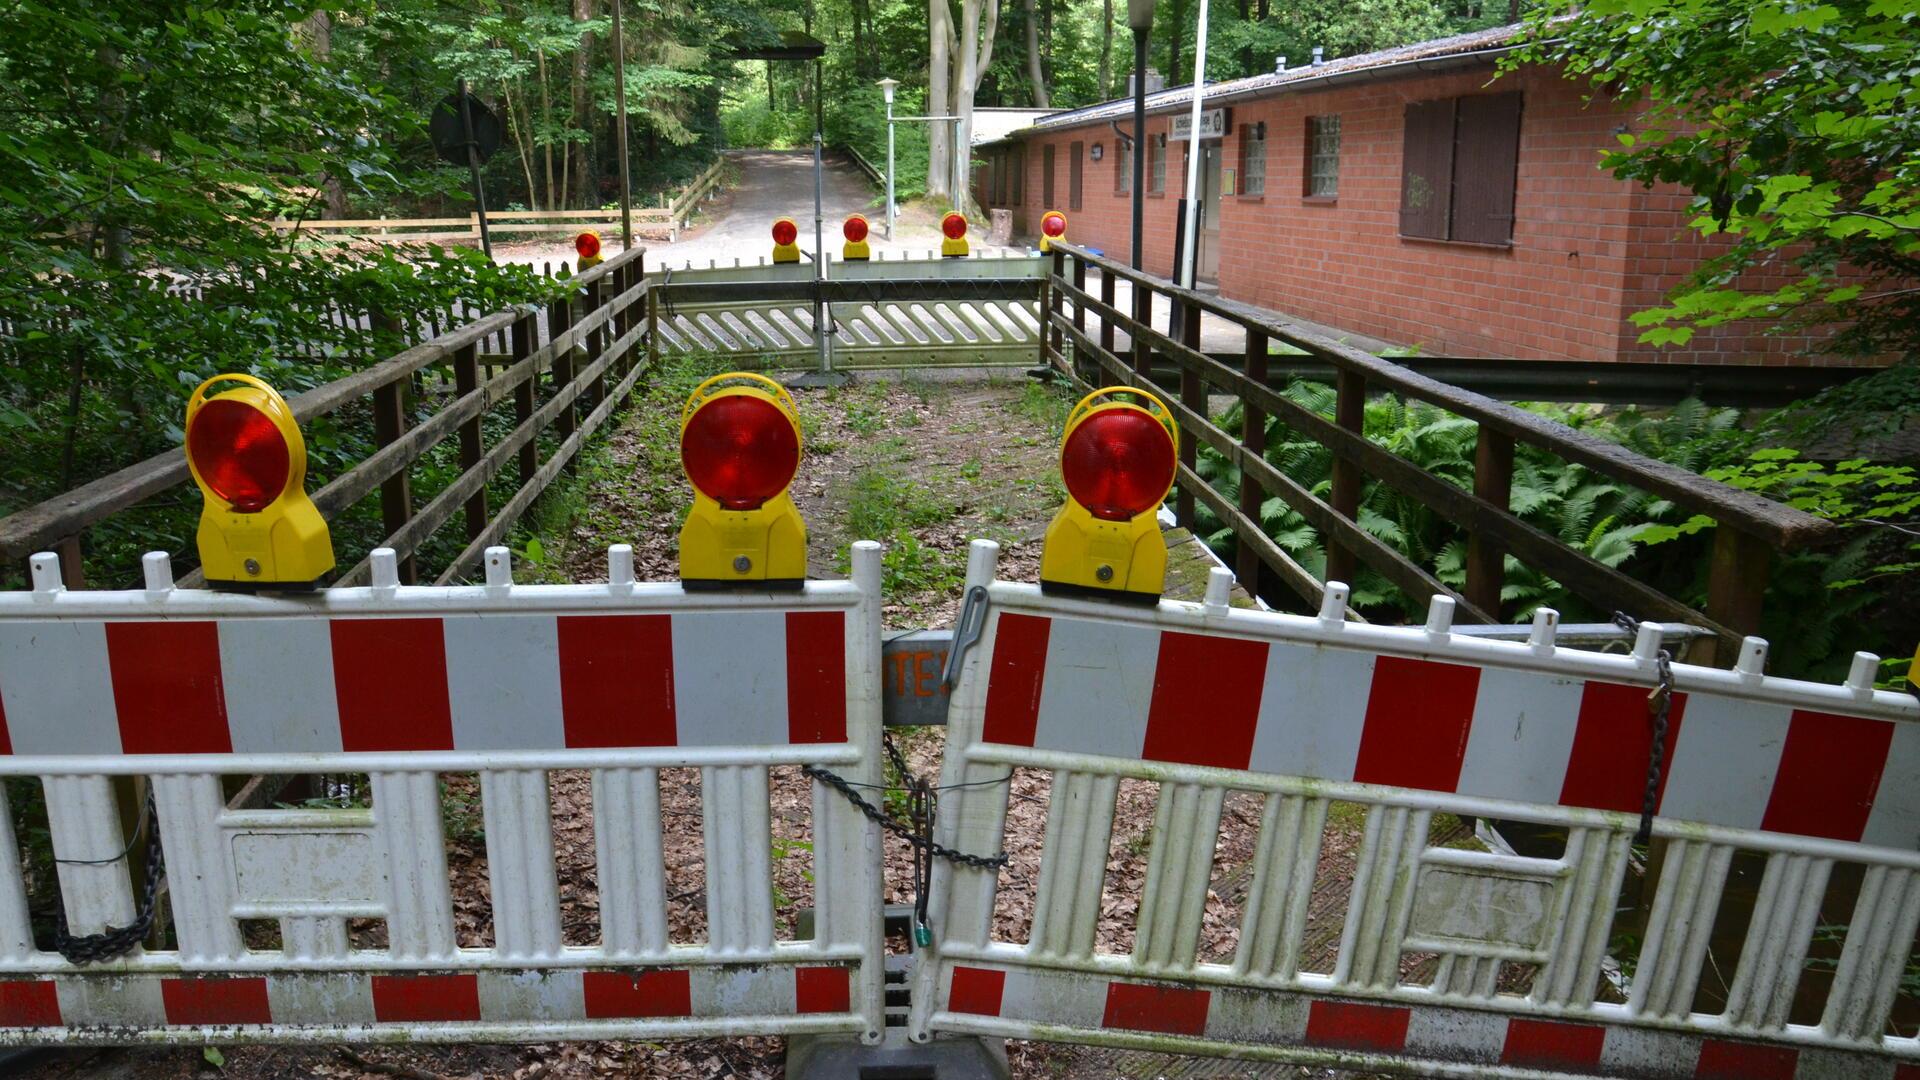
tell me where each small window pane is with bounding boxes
[1241,125,1267,196]
[1308,116,1341,198]
[1150,133,1167,193]
[1117,138,1133,194]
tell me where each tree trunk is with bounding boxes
[1236,0,1251,75]
[1099,0,1113,98]
[503,77,540,210]
[952,0,1001,214]
[537,49,558,209]
[928,0,954,199]
[298,12,349,218]
[571,0,597,208]
[1167,0,1187,85]
[1023,0,1049,107]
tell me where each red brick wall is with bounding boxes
[1008,63,1815,365]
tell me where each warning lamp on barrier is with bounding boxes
[575,230,604,270]
[1039,210,1068,253]
[771,217,801,264]
[842,214,871,261]
[678,372,808,588]
[940,211,970,258]
[185,374,335,590]
[1038,386,1178,600]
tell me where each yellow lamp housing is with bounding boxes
[940,212,970,258]
[772,218,802,264]
[185,374,335,590]
[1039,210,1068,253]
[574,230,605,271]
[843,214,872,260]
[678,372,809,589]
[1039,386,1179,602]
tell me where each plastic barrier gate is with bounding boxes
[0,544,886,1046]
[910,541,1920,1079]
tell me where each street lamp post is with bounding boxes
[1128,0,1156,271]
[878,78,899,241]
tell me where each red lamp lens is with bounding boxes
[575,231,601,259]
[844,215,869,243]
[942,213,967,240]
[682,395,800,510]
[1043,213,1066,237]
[1061,409,1175,521]
[189,399,291,513]
[772,219,798,246]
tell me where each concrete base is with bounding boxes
[784,369,854,389]
[786,1027,1009,1080]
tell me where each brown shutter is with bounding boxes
[1043,144,1056,209]
[1399,99,1455,240]
[1070,141,1084,210]
[1450,92,1522,245]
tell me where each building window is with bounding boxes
[1240,122,1267,196]
[1116,136,1133,194]
[1070,140,1084,210]
[1149,132,1166,193]
[1043,144,1056,209]
[1306,116,1340,198]
[1399,92,1522,245]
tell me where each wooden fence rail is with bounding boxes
[1042,243,1836,663]
[0,247,651,591]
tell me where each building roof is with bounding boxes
[1012,23,1529,140]
[970,108,1053,145]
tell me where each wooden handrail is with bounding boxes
[0,246,648,577]
[1052,243,1833,553]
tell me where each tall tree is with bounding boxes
[1025,0,1050,106]
[928,0,955,198]
[571,0,598,207]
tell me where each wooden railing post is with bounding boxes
[647,274,661,371]
[1070,256,1088,384]
[1325,369,1366,587]
[584,277,608,409]
[453,341,487,543]
[1131,277,1152,379]
[371,378,418,584]
[1038,249,1060,371]
[1098,265,1117,361]
[549,290,578,474]
[55,534,85,590]
[511,311,538,488]
[1705,528,1771,664]
[1238,327,1269,601]
[1465,427,1515,617]
[1176,294,1202,528]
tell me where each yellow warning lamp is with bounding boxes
[185,374,335,590]
[772,218,801,264]
[575,231,604,271]
[940,212,970,258]
[678,372,808,588]
[1038,387,1179,600]
[1039,210,1068,253]
[842,215,872,260]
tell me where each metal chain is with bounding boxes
[802,739,1009,873]
[1612,611,1675,847]
[53,788,165,965]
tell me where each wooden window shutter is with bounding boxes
[1450,92,1522,245]
[1043,144,1056,209]
[1399,98,1455,240]
[1070,141,1084,210]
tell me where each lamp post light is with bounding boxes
[878,78,899,241]
[1128,0,1155,271]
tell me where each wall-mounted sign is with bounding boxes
[1090,142,1104,162]
[1171,108,1230,142]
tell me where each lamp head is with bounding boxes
[1127,0,1156,31]
[877,77,899,105]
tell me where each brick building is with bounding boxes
[972,26,1821,366]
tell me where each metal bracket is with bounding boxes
[941,586,990,691]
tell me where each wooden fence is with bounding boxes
[270,158,727,245]
[0,247,651,590]
[1039,242,1835,664]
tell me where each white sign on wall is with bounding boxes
[1170,108,1229,141]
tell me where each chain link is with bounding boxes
[54,788,165,965]
[803,739,1009,873]
[1612,611,1675,847]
